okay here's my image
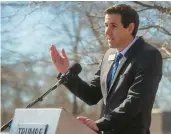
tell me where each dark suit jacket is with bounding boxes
[63,37,163,134]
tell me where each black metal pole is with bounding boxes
[1,78,63,132]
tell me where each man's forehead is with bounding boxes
[104,14,121,22]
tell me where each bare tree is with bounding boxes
[1,2,171,127]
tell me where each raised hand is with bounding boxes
[50,45,69,73]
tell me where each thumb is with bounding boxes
[61,48,67,58]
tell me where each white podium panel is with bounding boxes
[9,108,97,134]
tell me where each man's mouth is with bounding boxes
[108,38,114,41]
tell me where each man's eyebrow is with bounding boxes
[104,22,117,26]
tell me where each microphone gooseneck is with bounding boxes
[1,63,82,132]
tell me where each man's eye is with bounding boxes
[112,25,116,27]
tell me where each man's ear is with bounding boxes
[128,23,135,34]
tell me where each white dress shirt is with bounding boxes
[119,36,138,56]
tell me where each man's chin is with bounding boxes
[108,42,116,48]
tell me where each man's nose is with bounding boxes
[106,27,112,35]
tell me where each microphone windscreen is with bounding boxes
[69,63,82,75]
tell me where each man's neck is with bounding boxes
[117,36,134,52]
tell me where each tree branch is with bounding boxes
[137,7,151,12]
[134,1,171,14]
[139,25,171,36]
[86,12,104,46]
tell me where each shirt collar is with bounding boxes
[119,36,138,56]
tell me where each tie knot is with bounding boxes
[115,53,123,62]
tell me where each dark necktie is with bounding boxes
[107,53,123,89]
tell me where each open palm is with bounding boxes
[50,45,69,73]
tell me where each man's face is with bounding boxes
[105,14,132,48]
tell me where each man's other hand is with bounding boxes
[77,116,99,132]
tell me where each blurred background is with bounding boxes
[1,1,171,133]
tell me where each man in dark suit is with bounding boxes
[50,4,162,134]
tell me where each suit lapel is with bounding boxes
[102,50,116,104]
[107,54,128,97]
[102,60,113,105]
[105,60,114,90]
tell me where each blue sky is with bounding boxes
[1,1,171,110]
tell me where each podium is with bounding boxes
[150,109,171,134]
[9,108,97,134]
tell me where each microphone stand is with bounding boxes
[1,73,63,132]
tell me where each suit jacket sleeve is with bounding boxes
[96,50,163,131]
[62,59,103,105]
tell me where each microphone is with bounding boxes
[1,63,82,132]
[58,63,82,83]
[68,63,82,75]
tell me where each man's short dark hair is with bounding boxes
[104,4,139,37]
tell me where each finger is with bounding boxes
[50,44,55,51]
[54,46,60,58]
[50,45,57,54]
[77,116,87,122]
[87,123,96,131]
[88,123,97,131]
[83,119,91,124]
[77,116,87,121]
[88,122,94,129]
[50,45,60,57]
[50,45,54,58]
[50,51,59,64]
[84,120,93,126]
[61,48,67,58]
[50,51,56,62]
[50,44,54,51]
[77,116,87,119]
[50,45,60,63]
